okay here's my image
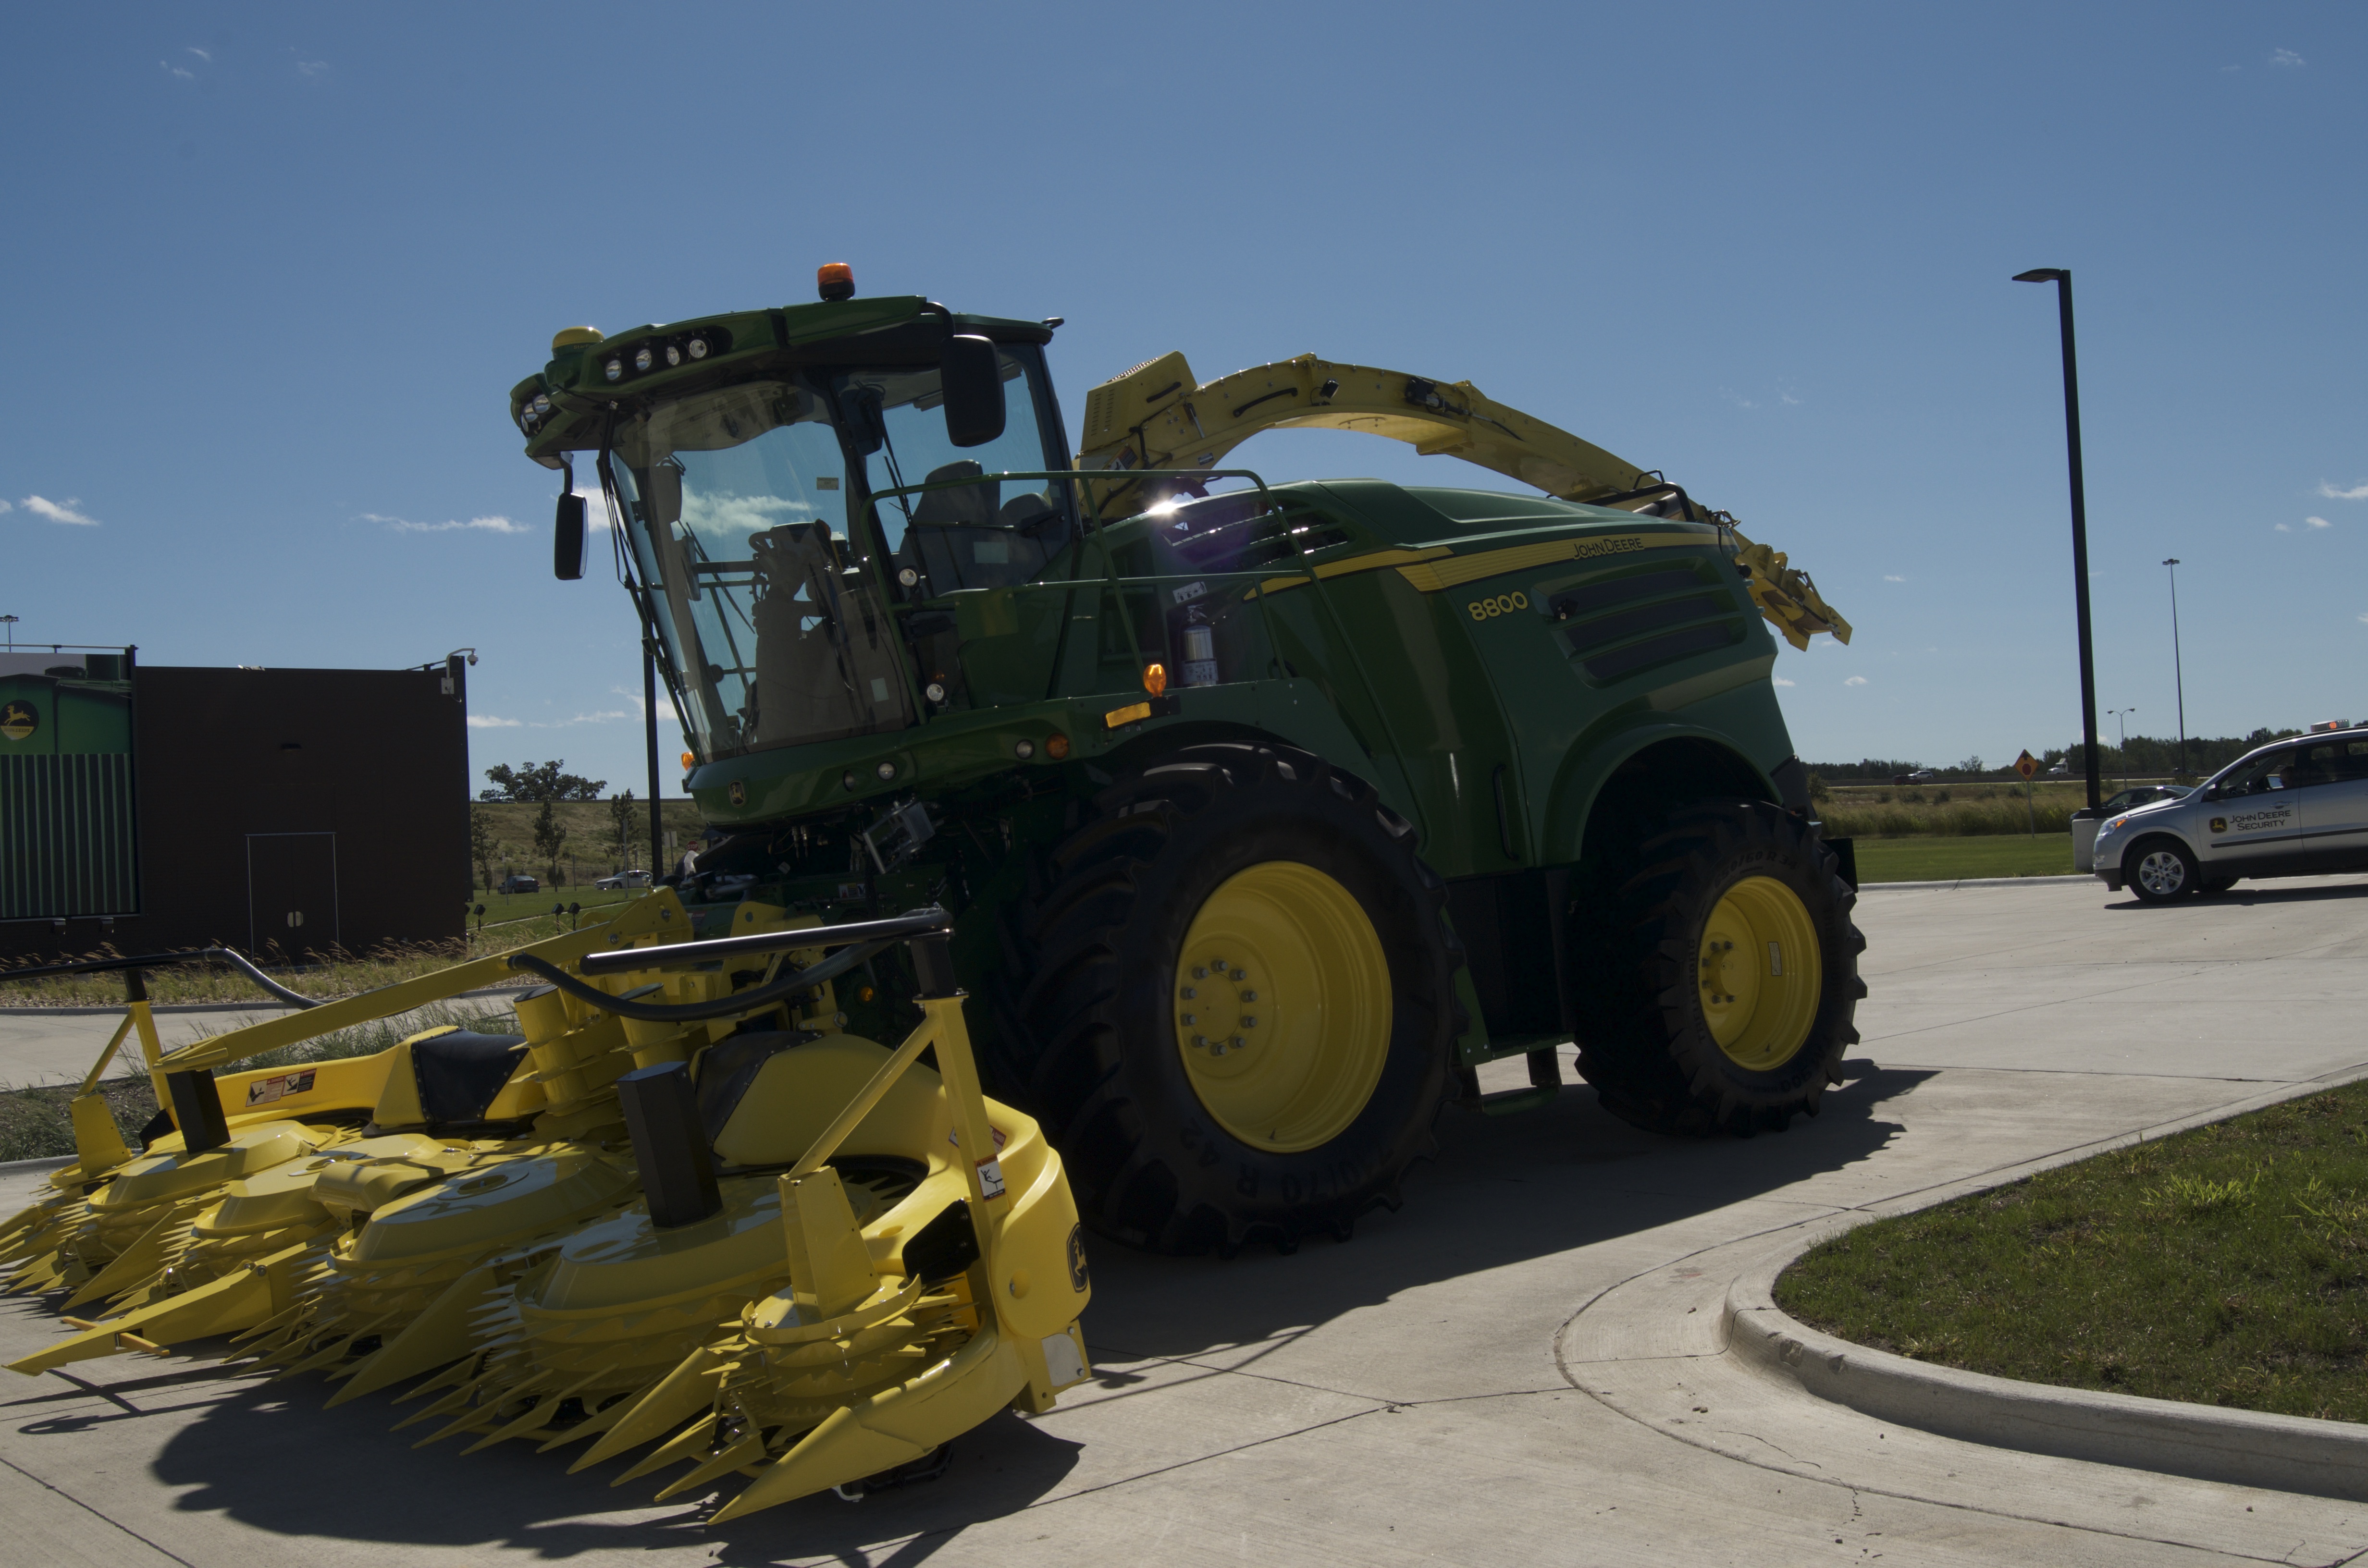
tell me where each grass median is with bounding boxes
[1776,1082,2368,1423]
[1850,834,2075,882]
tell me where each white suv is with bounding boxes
[2093,728,2368,902]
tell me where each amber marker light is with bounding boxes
[680,751,695,770]
[817,262,855,302]
[1143,662,1168,696]
[1045,733,1071,760]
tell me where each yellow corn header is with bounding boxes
[0,896,1091,1516]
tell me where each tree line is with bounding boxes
[1809,727,2322,784]
[469,759,641,889]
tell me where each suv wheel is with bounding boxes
[2125,837,2198,903]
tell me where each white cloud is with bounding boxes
[1883,574,1905,583]
[2318,481,2368,501]
[187,47,211,62]
[368,512,529,535]
[467,714,521,729]
[2276,522,2293,532]
[0,500,11,515]
[162,60,194,79]
[20,495,99,526]
[296,59,329,77]
[615,686,680,726]
[2270,48,2305,67]
[1844,675,1868,687]
[2307,516,2332,529]
[2358,613,2368,625]
[1772,675,1796,687]
[562,709,632,726]
[2220,64,2241,73]
[1779,392,1801,407]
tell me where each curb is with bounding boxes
[0,984,536,1018]
[1858,874,2095,892]
[0,1155,74,1176]
[1724,1258,2368,1503]
[1716,1060,2368,1503]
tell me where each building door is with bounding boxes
[247,832,338,958]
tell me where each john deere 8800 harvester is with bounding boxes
[3,264,1860,1517]
[508,263,1862,1257]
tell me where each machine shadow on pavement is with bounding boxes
[2100,879,2368,912]
[0,1066,1921,1562]
[0,1328,1085,1564]
[1079,1061,1926,1365]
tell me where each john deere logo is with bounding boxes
[1066,1222,1090,1293]
[728,780,747,807]
[0,700,35,743]
[2211,817,2228,833]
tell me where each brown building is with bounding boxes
[0,652,468,964]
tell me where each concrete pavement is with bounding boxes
[5,873,2368,1565]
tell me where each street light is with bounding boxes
[0,615,16,650]
[2163,558,2189,780]
[2109,707,2137,783]
[2014,267,2104,813]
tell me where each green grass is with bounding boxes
[1850,834,2075,882]
[1776,1083,2368,1423]
[1819,781,2090,838]
[0,1002,518,1163]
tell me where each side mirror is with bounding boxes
[940,334,1007,449]
[554,492,587,580]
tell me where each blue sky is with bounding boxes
[3,3,2361,791]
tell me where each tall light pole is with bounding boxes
[2163,558,2189,780]
[0,614,16,650]
[2015,268,2104,812]
[2109,707,2136,783]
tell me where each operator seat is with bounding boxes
[899,461,1071,595]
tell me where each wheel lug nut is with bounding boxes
[1232,968,1246,980]
[1240,989,1257,1002]
[1181,986,1196,999]
[1192,1034,1208,1048]
[1241,1016,1256,1027]
[1193,967,1208,980]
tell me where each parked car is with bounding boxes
[2092,728,2368,901]
[594,868,653,891]
[498,873,540,894]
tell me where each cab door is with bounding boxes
[2197,747,2308,873]
[2299,736,2368,871]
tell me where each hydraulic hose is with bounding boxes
[0,947,323,1008]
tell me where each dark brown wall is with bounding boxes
[0,665,467,963]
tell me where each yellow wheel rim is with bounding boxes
[1172,861,1392,1153]
[1697,875,1823,1072]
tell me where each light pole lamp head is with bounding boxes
[2014,268,2069,283]
[2163,557,2180,567]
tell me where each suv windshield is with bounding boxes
[603,343,1066,761]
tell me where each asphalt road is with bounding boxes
[6,874,2368,1567]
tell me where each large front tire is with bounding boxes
[1011,743,1462,1254]
[1575,800,1864,1136]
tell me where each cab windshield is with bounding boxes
[602,344,1067,760]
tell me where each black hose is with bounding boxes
[507,936,896,1024]
[0,947,322,1008]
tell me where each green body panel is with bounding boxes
[685,479,1798,887]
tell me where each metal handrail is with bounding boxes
[508,907,951,1024]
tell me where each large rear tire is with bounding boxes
[1011,742,1463,1254]
[1574,800,1864,1136]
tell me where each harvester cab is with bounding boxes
[506,262,1865,1261]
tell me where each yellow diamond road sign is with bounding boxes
[2014,750,2039,781]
